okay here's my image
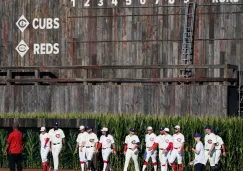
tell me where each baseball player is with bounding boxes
[169,125,185,171]
[213,131,226,170]
[96,127,116,171]
[123,128,140,171]
[153,127,173,171]
[142,126,157,171]
[204,125,217,171]
[84,126,98,171]
[48,122,66,171]
[190,133,206,171]
[40,127,50,171]
[75,125,88,171]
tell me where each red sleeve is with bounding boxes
[113,147,117,152]
[222,145,226,153]
[97,143,102,150]
[124,145,128,152]
[7,133,13,143]
[44,138,50,146]
[166,142,173,151]
[152,143,158,150]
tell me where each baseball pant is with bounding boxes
[215,150,221,165]
[169,149,183,164]
[142,149,157,171]
[204,150,216,166]
[52,144,62,170]
[85,147,95,170]
[41,147,50,162]
[123,149,140,171]
[194,163,205,171]
[85,147,95,161]
[9,153,22,171]
[102,148,112,171]
[159,150,170,171]
[79,147,86,171]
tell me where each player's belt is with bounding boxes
[102,147,110,149]
[174,147,180,149]
[53,143,60,145]
[86,146,94,148]
[146,147,152,148]
[159,148,165,150]
[128,148,133,149]
[205,149,210,151]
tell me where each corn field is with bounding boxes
[0,113,242,171]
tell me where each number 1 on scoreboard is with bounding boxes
[71,0,75,7]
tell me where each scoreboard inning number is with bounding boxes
[70,0,187,7]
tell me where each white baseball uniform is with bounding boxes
[49,128,65,170]
[142,133,157,171]
[76,131,88,166]
[84,132,98,161]
[40,133,50,163]
[169,133,185,164]
[99,134,115,161]
[123,134,140,171]
[99,134,115,171]
[215,135,224,165]
[204,133,217,166]
[155,134,173,171]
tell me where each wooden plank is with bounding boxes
[0,64,231,70]
[175,85,187,116]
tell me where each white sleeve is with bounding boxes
[111,136,115,144]
[181,134,185,143]
[219,137,224,145]
[61,130,65,138]
[125,136,128,144]
[196,143,201,152]
[95,134,98,143]
[212,134,217,144]
[136,136,140,143]
[76,134,80,143]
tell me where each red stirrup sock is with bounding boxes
[170,163,177,171]
[179,164,183,171]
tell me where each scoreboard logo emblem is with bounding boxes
[16,15,29,32]
[16,40,29,57]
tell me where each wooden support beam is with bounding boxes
[0,64,235,70]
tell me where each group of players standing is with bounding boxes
[39,123,226,171]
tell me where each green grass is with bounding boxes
[0,113,242,171]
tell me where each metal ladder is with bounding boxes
[180,2,197,78]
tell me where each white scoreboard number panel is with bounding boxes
[70,0,191,7]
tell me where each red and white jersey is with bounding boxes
[172,133,185,148]
[84,132,98,147]
[40,133,50,148]
[76,132,88,146]
[48,128,65,144]
[155,134,172,149]
[125,134,140,149]
[204,133,217,150]
[99,134,115,148]
[145,133,157,147]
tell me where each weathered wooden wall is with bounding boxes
[0,0,242,79]
[0,118,97,129]
[0,85,230,116]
